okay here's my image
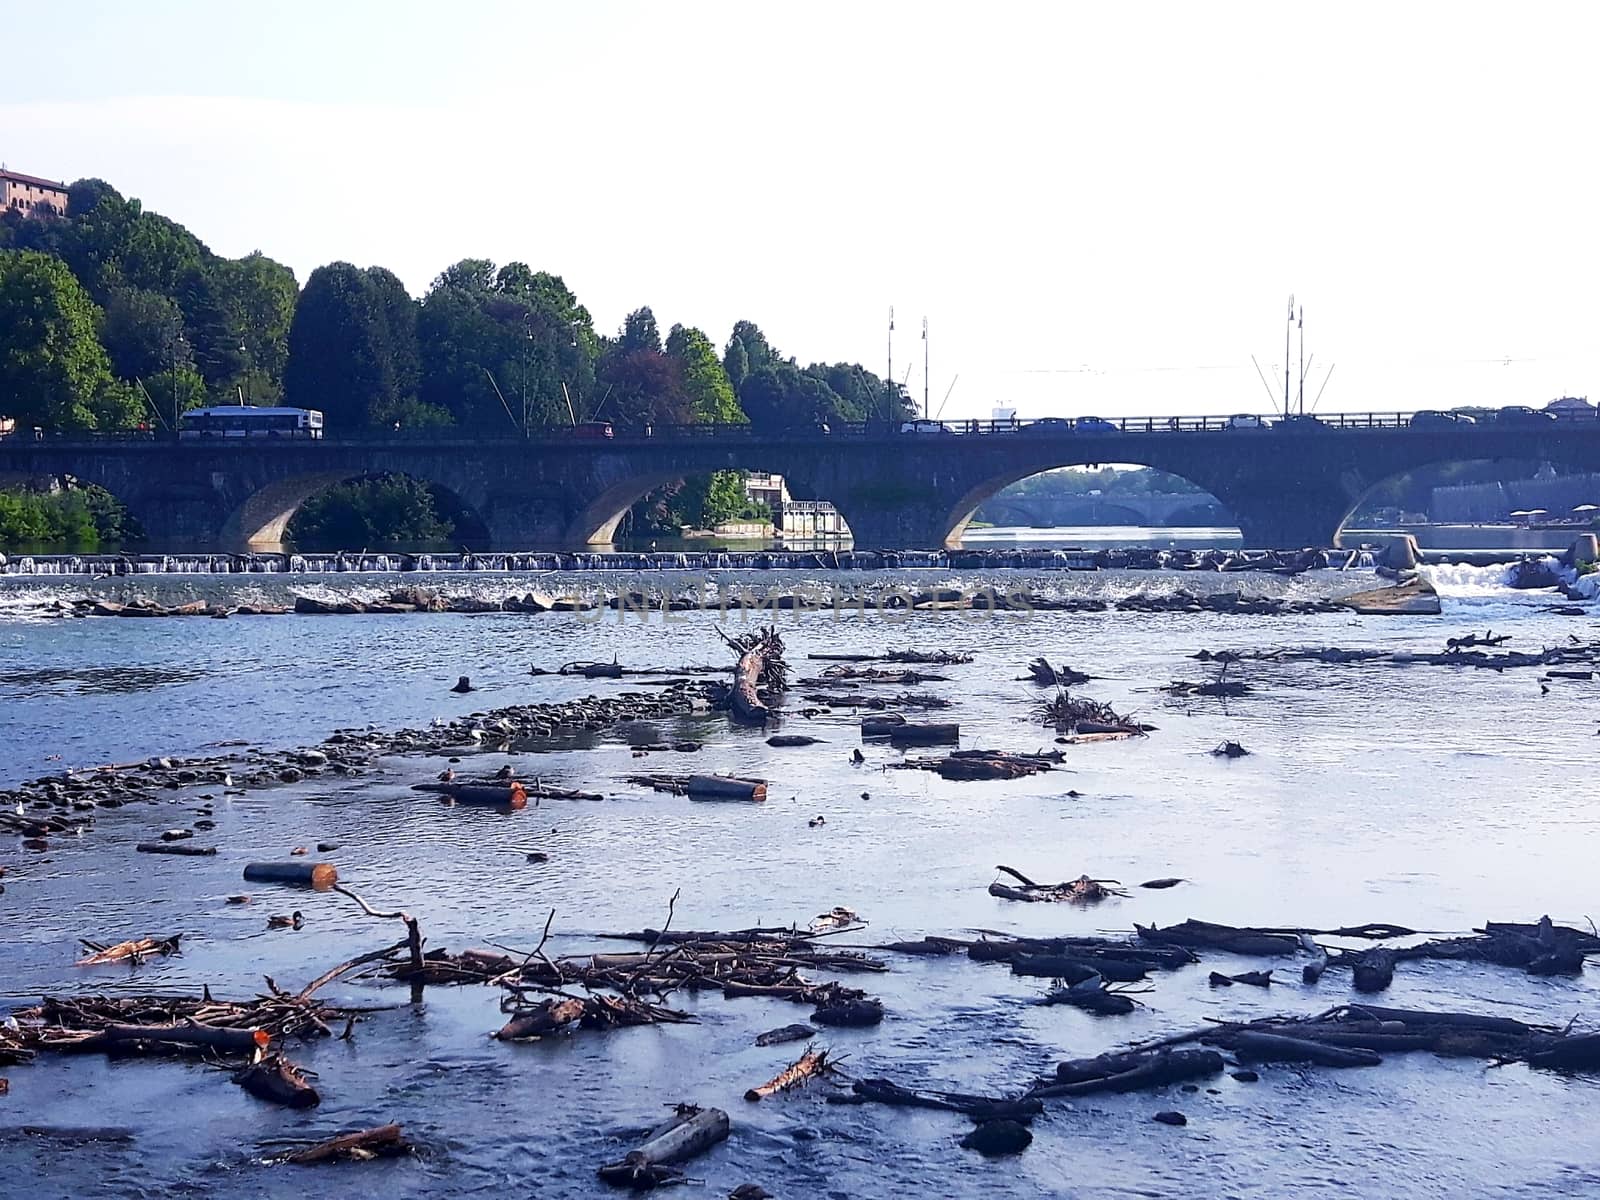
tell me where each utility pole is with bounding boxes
[169,326,186,433]
[1284,294,1293,416]
[522,317,533,436]
[922,317,929,419]
[887,306,894,420]
[1296,306,1305,416]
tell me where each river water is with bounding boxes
[1,561,1597,1199]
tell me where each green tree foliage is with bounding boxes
[723,335,749,392]
[141,365,210,426]
[803,362,915,422]
[100,285,184,381]
[0,250,139,430]
[284,263,433,429]
[724,320,777,388]
[696,470,754,526]
[666,324,743,423]
[617,306,662,354]
[418,260,598,430]
[213,252,298,403]
[286,475,455,549]
[2,180,298,413]
[737,364,847,430]
[0,485,130,549]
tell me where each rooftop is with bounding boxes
[0,167,68,190]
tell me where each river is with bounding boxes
[1,560,1597,1198]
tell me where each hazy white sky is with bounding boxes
[4,1,1598,418]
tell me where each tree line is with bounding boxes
[0,179,915,436]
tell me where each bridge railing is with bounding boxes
[7,409,1600,446]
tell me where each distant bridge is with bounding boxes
[5,414,1600,550]
[975,491,1230,528]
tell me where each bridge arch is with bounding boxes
[221,471,490,551]
[566,462,837,546]
[1332,453,1600,544]
[940,462,1238,548]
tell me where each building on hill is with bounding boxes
[0,168,69,218]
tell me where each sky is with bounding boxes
[4,0,1599,420]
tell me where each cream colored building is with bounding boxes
[1,168,69,217]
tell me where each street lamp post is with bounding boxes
[168,328,187,434]
[239,340,249,405]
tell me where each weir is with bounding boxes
[0,547,1376,576]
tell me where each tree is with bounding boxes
[214,252,298,402]
[0,250,137,430]
[726,320,778,381]
[142,365,209,426]
[417,260,598,430]
[737,363,846,430]
[666,324,743,423]
[101,285,185,382]
[596,346,688,428]
[618,306,661,355]
[723,335,749,392]
[284,263,421,429]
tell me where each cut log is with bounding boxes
[234,1054,321,1108]
[744,1048,829,1101]
[755,1024,816,1047]
[811,998,884,1027]
[495,998,586,1040]
[243,862,339,889]
[1528,1033,1600,1072]
[72,1022,267,1055]
[686,775,767,802]
[1342,1005,1536,1037]
[284,1123,409,1165]
[1228,1031,1382,1067]
[416,781,528,808]
[1351,947,1397,993]
[765,735,823,747]
[597,1104,730,1189]
[839,1078,1042,1121]
[1032,1049,1224,1098]
[887,723,959,746]
[135,842,217,857]
[1135,919,1301,956]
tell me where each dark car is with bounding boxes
[1073,416,1118,433]
[1409,410,1463,429]
[1274,414,1328,432]
[1495,406,1557,427]
[1025,417,1075,434]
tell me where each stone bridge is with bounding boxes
[975,491,1231,528]
[5,423,1600,551]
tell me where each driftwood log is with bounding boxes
[597,1104,730,1189]
[77,936,183,966]
[744,1048,831,1101]
[244,862,339,889]
[234,1054,321,1107]
[283,1123,410,1165]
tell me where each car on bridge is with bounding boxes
[1410,410,1473,429]
[900,419,954,435]
[1494,405,1557,427]
[1225,414,1266,429]
[1024,417,1075,434]
[1072,416,1118,433]
[1273,414,1328,432]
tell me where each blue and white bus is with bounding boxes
[179,407,324,439]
